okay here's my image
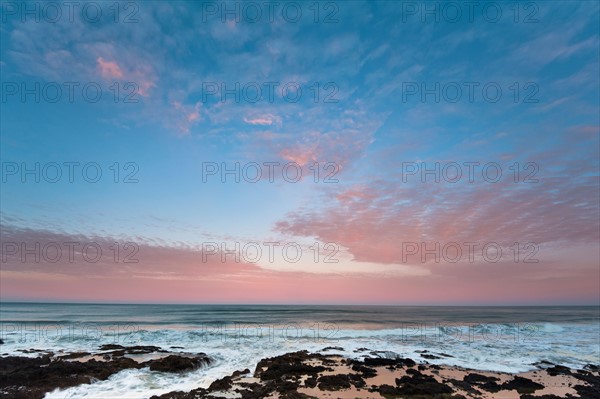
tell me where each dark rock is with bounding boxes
[463,373,502,392]
[254,351,329,381]
[101,345,164,357]
[150,387,208,399]
[317,373,365,390]
[208,376,233,391]
[502,376,544,394]
[321,346,344,351]
[532,360,555,367]
[447,378,482,395]
[379,383,401,396]
[571,368,600,398]
[0,347,213,399]
[573,383,600,398]
[149,354,211,373]
[279,392,313,399]
[317,374,350,390]
[0,356,139,399]
[321,358,338,366]
[231,368,250,378]
[463,373,500,384]
[304,376,317,388]
[395,370,454,396]
[99,344,125,350]
[350,363,378,378]
[0,339,4,344]
[57,351,91,360]
[422,353,442,359]
[546,365,571,376]
[363,356,416,368]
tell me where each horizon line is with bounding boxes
[1,300,599,307]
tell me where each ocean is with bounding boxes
[1,303,599,398]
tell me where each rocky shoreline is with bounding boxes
[1,346,598,399]
[0,345,211,399]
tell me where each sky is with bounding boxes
[0,1,599,305]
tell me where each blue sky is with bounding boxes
[1,1,599,304]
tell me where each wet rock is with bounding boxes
[99,344,124,351]
[208,376,233,391]
[533,360,555,367]
[254,351,329,380]
[422,353,442,359]
[57,351,90,360]
[149,354,211,373]
[231,368,250,378]
[0,356,139,399]
[0,347,213,399]
[321,346,344,351]
[150,387,208,399]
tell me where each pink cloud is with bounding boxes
[1,224,597,304]
[276,174,599,266]
[96,56,156,97]
[96,57,124,79]
[172,101,202,134]
[243,114,282,126]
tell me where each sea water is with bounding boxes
[1,303,598,398]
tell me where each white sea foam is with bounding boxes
[17,322,596,398]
